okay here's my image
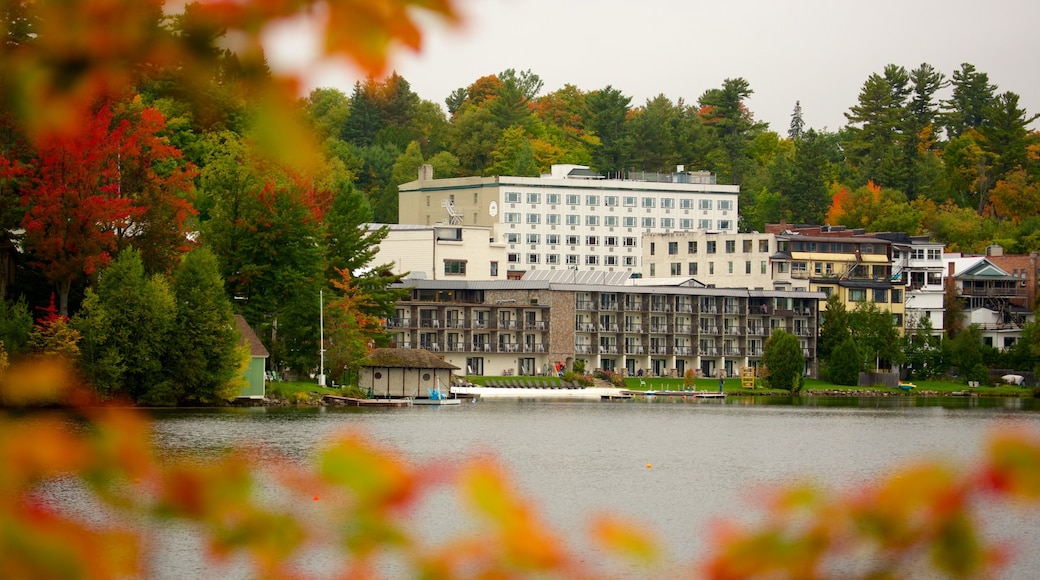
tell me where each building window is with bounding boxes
[566,215,580,225]
[680,219,693,229]
[624,256,637,266]
[546,254,560,265]
[641,217,656,228]
[507,253,520,264]
[642,197,656,208]
[504,212,520,223]
[526,192,540,204]
[927,248,942,260]
[699,219,712,229]
[546,234,560,245]
[490,261,498,276]
[891,289,902,303]
[849,288,866,302]
[706,241,717,254]
[873,289,888,303]
[444,260,467,275]
[761,261,767,274]
[505,233,519,244]
[586,236,599,246]
[623,217,637,227]
[759,239,769,252]
[586,255,599,265]
[746,261,752,274]
[605,236,618,246]
[649,242,655,255]
[892,313,903,327]
[566,254,578,265]
[725,240,736,253]
[547,214,560,225]
[605,255,618,266]
[505,192,520,203]
[718,220,732,230]
[605,216,619,227]
[624,237,637,247]
[668,241,678,255]
[688,241,698,254]
[699,199,712,210]
[526,213,541,224]
[527,233,540,244]
[605,195,619,207]
[661,218,675,228]
[911,248,925,260]
[566,235,579,245]
[546,193,560,205]
[670,263,681,275]
[709,262,714,275]
[743,239,752,252]
[728,261,734,274]
[649,263,656,276]
[661,198,675,209]
[586,215,600,226]
[527,254,540,264]
[565,194,580,205]
[718,199,733,211]
[623,196,637,207]
[585,195,600,206]
[688,262,698,275]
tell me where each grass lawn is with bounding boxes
[266,379,362,402]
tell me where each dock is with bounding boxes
[622,390,727,400]
[322,395,413,407]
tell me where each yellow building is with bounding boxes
[771,233,905,332]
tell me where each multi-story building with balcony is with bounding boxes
[767,225,905,332]
[385,271,823,379]
[880,233,946,335]
[398,164,739,277]
[945,253,1034,350]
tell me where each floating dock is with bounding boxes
[622,390,727,400]
[322,395,413,407]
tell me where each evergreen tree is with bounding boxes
[698,78,766,185]
[74,249,175,402]
[942,63,996,139]
[818,294,851,361]
[586,85,633,174]
[788,100,804,141]
[828,337,863,386]
[167,248,245,405]
[762,329,804,391]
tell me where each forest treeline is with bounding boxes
[309,62,1039,254]
[1,1,1038,396]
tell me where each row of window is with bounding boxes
[506,253,638,267]
[503,191,734,211]
[505,233,640,247]
[502,213,732,230]
[650,239,772,256]
[649,261,770,276]
[899,248,943,261]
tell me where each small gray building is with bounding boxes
[358,348,459,398]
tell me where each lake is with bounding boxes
[120,395,1040,577]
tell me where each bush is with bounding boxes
[762,330,804,391]
[593,369,625,387]
[828,338,863,386]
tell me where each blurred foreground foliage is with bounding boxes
[3,360,1040,579]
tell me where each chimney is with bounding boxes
[986,244,1003,257]
[418,164,434,181]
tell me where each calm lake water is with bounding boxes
[44,396,1040,577]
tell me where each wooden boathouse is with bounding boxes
[358,348,459,398]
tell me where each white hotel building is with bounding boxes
[398,164,739,277]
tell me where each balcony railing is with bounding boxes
[523,320,549,330]
[747,348,764,357]
[747,326,766,336]
[523,343,548,353]
[674,303,695,313]
[699,327,721,335]
[625,345,646,355]
[576,300,596,310]
[386,318,413,328]
[674,346,693,356]
[498,319,519,330]
[625,324,645,333]
[576,344,594,354]
[674,325,693,334]
[649,346,670,355]
[599,345,619,355]
[624,301,644,311]
[724,347,742,356]
[699,347,719,356]
[649,324,670,334]
[444,319,468,329]
[419,319,440,328]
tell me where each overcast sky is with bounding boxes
[271,0,1040,134]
